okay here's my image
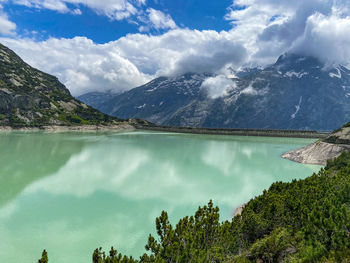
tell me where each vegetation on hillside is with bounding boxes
[38,151,350,262]
[0,43,123,127]
[37,250,48,263]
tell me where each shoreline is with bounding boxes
[0,124,136,132]
[282,141,350,165]
[135,125,330,139]
[0,124,331,139]
[282,127,350,165]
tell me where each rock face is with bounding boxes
[77,91,119,111]
[282,126,350,165]
[80,53,350,131]
[87,73,211,126]
[282,142,350,166]
[234,203,247,217]
[0,43,121,127]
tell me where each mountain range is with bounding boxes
[79,53,350,131]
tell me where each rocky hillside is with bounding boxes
[283,122,350,165]
[79,53,350,131]
[79,73,211,126]
[0,43,123,128]
[77,91,119,111]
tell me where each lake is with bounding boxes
[0,131,321,263]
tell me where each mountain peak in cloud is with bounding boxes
[1,0,350,96]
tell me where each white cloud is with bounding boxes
[143,8,176,31]
[10,0,176,31]
[240,83,259,96]
[0,29,247,95]
[1,0,350,96]
[71,8,81,15]
[0,37,152,95]
[136,0,146,5]
[226,0,350,66]
[0,3,16,36]
[13,0,70,13]
[0,14,16,35]
[12,0,143,19]
[200,75,236,99]
[292,11,350,66]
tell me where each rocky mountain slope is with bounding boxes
[79,53,350,131]
[77,91,119,111]
[0,43,125,128]
[79,73,211,126]
[283,122,350,165]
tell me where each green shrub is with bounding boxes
[38,250,48,263]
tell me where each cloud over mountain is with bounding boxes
[1,0,350,95]
[0,29,247,95]
[227,0,350,65]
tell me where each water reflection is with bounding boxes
[0,132,87,207]
[0,131,321,263]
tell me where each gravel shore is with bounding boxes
[0,124,135,132]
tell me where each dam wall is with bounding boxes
[135,125,330,139]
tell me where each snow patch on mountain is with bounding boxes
[78,53,350,131]
[297,57,307,63]
[329,67,342,79]
[144,74,206,96]
[285,71,309,79]
[146,87,158,92]
[342,65,350,74]
[136,104,146,109]
[342,86,350,98]
[291,96,303,119]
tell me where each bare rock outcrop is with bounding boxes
[282,127,350,165]
[233,203,247,217]
[282,141,350,165]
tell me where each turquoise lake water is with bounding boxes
[0,131,321,262]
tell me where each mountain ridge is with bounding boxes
[79,53,350,131]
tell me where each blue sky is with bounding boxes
[0,0,349,96]
[2,0,233,43]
